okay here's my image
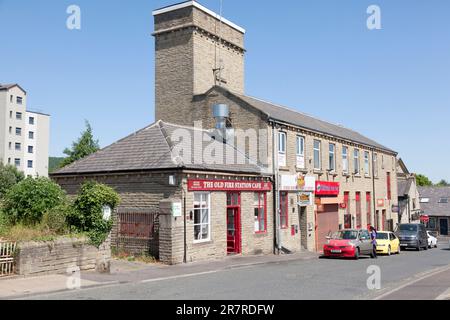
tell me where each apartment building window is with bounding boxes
[193,193,211,242]
[8,142,12,150]
[254,193,267,233]
[278,132,287,167]
[16,97,23,105]
[16,127,22,136]
[8,158,11,164]
[9,127,12,134]
[387,172,392,200]
[366,192,372,226]
[342,146,349,174]
[314,140,321,170]
[15,143,21,151]
[9,111,12,119]
[27,160,33,169]
[329,143,336,172]
[29,131,34,139]
[364,151,370,176]
[279,192,289,229]
[373,153,378,177]
[296,135,305,169]
[16,112,22,120]
[28,146,34,154]
[14,158,20,167]
[10,95,13,103]
[29,117,35,125]
[353,149,360,175]
[356,192,362,229]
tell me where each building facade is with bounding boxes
[0,84,50,177]
[397,158,421,224]
[152,1,399,253]
[418,186,450,236]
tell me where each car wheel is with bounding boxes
[354,248,360,260]
[435,243,438,248]
[387,246,391,256]
[424,243,428,250]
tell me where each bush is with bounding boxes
[68,181,120,246]
[0,162,25,198]
[2,177,67,226]
[42,204,71,234]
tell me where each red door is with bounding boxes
[382,210,386,231]
[316,204,339,252]
[227,193,241,254]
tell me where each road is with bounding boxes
[23,244,450,300]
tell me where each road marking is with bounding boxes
[435,288,450,300]
[373,265,450,300]
[141,269,227,284]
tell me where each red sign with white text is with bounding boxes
[315,181,340,196]
[188,180,272,192]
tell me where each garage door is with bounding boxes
[316,204,339,252]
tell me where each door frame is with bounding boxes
[227,192,242,254]
[439,218,449,236]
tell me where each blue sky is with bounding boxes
[0,0,449,182]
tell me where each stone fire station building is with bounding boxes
[52,1,399,263]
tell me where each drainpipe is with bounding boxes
[272,122,281,254]
[407,195,411,223]
[371,149,377,228]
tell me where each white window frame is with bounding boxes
[313,140,322,170]
[329,143,336,172]
[354,149,360,175]
[193,192,211,243]
[278,131,287,167]
[296,135,305,169]
[342,146,349,174]
[364,151,370,176]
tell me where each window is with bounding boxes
[387,172,392,200]
[193,193,210,242]
[7,158,11,164]
[29,131,34,139]
[296,136,305,169]
[29,117,35,125]
[366,192,372,226]
[420,198,430,203]
[10,95,13,103]
[8,142,11,150]
[16,97,23,105]
[28,146,34,154]
[328,143,336,172]
[373,153,378,177]
[364,151,370,176]
[9,127,12,134]
[353,149,360,174]
[438,198,449,204]
[342,146,349,174]
[278,132,287,167]
[14,158,20,167]
[356,192,362,229]
[15,127,22,136]
[9,111,12,119]
[27,160,33,168]
[16,112,22,120]
[280,192,289,229]
[254,193,267,233]
[15,143,21,151]
[314,140,321,170]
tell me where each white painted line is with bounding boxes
[435,288,450,300]
[374,265,450,300]
[141,269,224,284]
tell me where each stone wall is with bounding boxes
[16,237,111,276]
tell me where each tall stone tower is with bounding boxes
[153,1,245,125]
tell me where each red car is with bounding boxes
[323,229,375,260]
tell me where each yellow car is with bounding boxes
[376,231,400,256]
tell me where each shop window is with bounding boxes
[280,192,289,229]
[254,193,267,233]
[193,193,210,242]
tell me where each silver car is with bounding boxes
[324,229,375,259]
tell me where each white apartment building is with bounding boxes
[0,84,50,177]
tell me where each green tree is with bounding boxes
[60,121,100,168]
[416,174,433,187]
[2,177,66,225]
[67,181,120,246]
[436,179,450,187]
[0,162,25,198]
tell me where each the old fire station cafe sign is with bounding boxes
[188,179,272,192]
[315,181,340,196]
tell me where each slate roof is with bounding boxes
[52,121,267,176]
[398,179,413,197]
[210,87,396,154]
[0,83,27,93]
[418,186,450,217]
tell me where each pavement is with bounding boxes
[0,251,319,300]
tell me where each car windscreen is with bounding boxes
[399,224,418,232]
[376,233,389,240]
[333,231,358,240]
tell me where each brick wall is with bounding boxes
[16,237,111,276]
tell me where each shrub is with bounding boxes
[0,162,25,198]
[42,204,71,234]
[68,181,120,246]
[2,177,66,226]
